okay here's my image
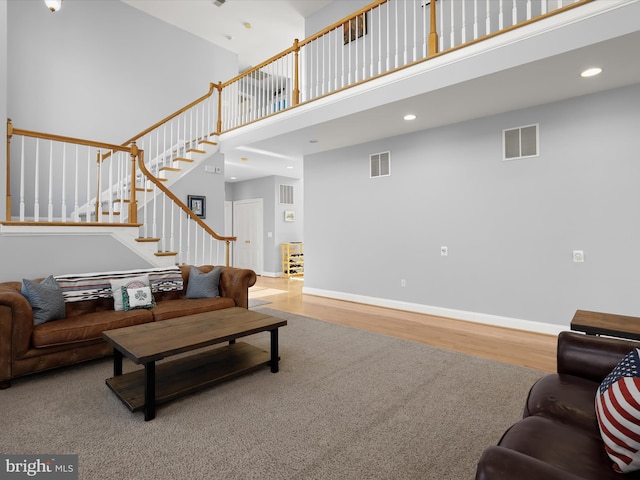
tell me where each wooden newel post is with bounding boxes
[129,142,139,224]
[293,39,300,106]
[216,82,223,134]
[428,0,439,56]
[6,118,13,221]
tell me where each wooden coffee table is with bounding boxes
[102,307,287,420]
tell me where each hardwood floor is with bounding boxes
[250,275,557,373]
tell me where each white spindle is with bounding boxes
[370,7,375,77]
[403,0,408,65]
[161,192,166,251]
[440,0,445,51]
[499,0,504,30]
[486,0,491,37]
[47,141,53,222]
[73,145,79,222]
[379,6,384,74]
[527,0,532,20]
[61,143,67,222]
[34,139,40,222]
[19,136,25,221]
[542,0,548,14]
[450,0,455,48]
[512,0,518,26]
[107,150,113,222]
[170,202,175,253]
[473,0,479,40]
[86,147,91,223]
[422,0,427,59]
[461,0,467,44]
[179,210,184,264]
[394,1,399,67]
[186,219,191,265]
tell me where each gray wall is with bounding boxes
[0,0,237,280]
[304,84,640,327]
[227,176,303,275]
[7,0,237,143]
[0,0,6,222]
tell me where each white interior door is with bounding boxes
[233,199,263,273]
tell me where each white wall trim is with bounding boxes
[302,287,567,336]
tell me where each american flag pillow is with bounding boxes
[595,348,640,473]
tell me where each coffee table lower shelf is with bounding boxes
[105,341,270,412]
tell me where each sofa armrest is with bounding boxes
[557,331,640,382]
[476,446,585,480]
[0,284,35,383]
[218,267,257,309]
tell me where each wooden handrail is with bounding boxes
[120,82,217,147]
[136,150,236,264]
[11,127,132,153]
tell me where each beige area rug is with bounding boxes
[0,308,544,479]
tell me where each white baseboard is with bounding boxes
[302,287,567,337]
[259,271,282,278]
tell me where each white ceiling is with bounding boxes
[121,0,333,72]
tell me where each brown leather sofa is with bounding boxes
[0,265,256,389]
[476,331,640,480]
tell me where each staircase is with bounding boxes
[4,85,234,268]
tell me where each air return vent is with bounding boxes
[279,184,294,205]
[248,70,270,81]
[370,151,391,178]
[503,124,539,160]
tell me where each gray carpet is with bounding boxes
[0,307,544,479]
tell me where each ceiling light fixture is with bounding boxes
[404,114,417,121]
[243,22,252,29]
[581,67,602,78]
[241,157,249,162]
[44,0,62,12]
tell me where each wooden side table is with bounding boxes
[570,310,640,341]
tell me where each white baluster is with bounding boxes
[422,0,427,59]
[403,0,408,65]
[178,210,184,264]
[73,145,79,222]
[108,149,113,222]
[61,143,67,222]
[86,147,92,223]
[380,5,384,73]
[34,139,40,222]
[202,228,206,265]
[162,124,167,169]
[170,202,175,253]
[461,0,467,44]
[161,192,166,251]
[355,16,359,82]
[450,0,455,48]
[47,141,53,222]
[194,221,198,263]
[512,0,518,25]
[19,136,25,221]
[526,0,532,20]
[394,1,399,67]
[541,0,548,15]
[386,1,391,71]
[486,0,491,36]
[440,0,445,51]
[370,7,375,77]
[186,219,191,265]
[499,0,504,30]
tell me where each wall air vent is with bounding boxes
[279,184,294,205]
[370,151,391,178]
[503,124,539,160]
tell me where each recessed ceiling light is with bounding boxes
[243,22,252,29]
[230,176,237,180]
[404,114,417,121]
[286,166,293,169]
[241,157,249,162]
[581,67,602,78]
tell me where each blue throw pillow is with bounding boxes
[22,275,66,326]
[185,266,221,299]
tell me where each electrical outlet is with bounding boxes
[400,279,406,287]
[573,250,584,263]
[440,246,448,256]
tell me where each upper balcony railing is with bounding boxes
[218,0,592,132]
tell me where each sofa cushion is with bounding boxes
[151,297,235,322]
[524,373,600,431]
[32,309,153,347]
[595,348,640,473]
[22,276,66,326]
[498,415,626,480]
[110,275,149,311]
[186,266,221,298]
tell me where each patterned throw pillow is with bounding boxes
[110,275,150,311]
[595,348,640,473]
[121,286,156,311]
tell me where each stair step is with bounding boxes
[159,166,181,172]
[187,148,206,154]
[155,251,178,257]
[135,237,160,243]
[114,199,130,203]
[173,157,194,164]
[136,187,153,192]
[199,140,218,146]
[102,211,121,215]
